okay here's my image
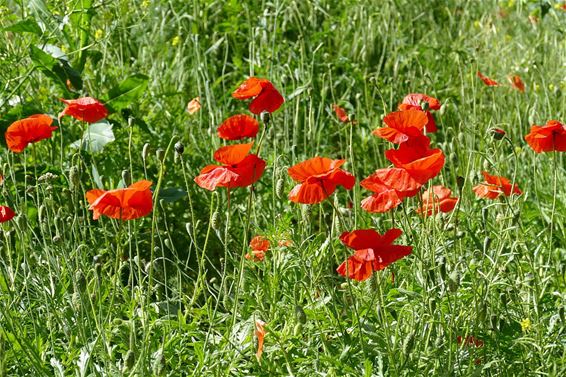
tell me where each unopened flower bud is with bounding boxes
[69,166,80,191]
[156,148,165,162]
[142,143,150,161]
[491,128,506,140]
[174,141,184,156]
[121,170,132,186]
[260,111,270,125]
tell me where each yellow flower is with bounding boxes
[520,318,531,332]
[95,29,104,40]
[142,0,150,8]
[171,36,181,47]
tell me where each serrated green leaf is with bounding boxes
[106,74,149,111]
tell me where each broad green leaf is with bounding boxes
[71,121,115,153]
[29,45,83,91]
[106,74,149,111]
[3,18,43,35]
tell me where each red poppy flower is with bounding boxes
[417,185,458,216]
[477,71,499,86]
[232,77,284,114]
[336,228,412,281]
[385,136,445,184]
[0,205,15,223]
[5,114,58,153]
[472,171,521,199]
[332,104,350,123]
[217,114,259,140]
[508,75,525,93]
[360,168,422,213]
[398,93,441,133]
[59,97,108,123]
[524,120,566,153]
[86,180,153,220]
[287,157,355,204]
[195,142,266,191]
[246,235,270,261]
[373,110,428,143]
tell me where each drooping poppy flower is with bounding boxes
[332,104,350,123]
[232,77,284,114]
[372,110,428,143]
[86,180,153,220]
[254,319,266,362]
[360,168,422,213]
[385,135,445,184]
[508,75,525,93]
[472,171,521,199]
[457,335,484,348]
[336,228,412,281]
[217,114,259,140]
[195,142,266,191]
[0,206,15,223]
[477,71,499,86]
[186,97,201,114]
[524,120,566,153]
[287,157,355,204]
[246,235,270,261]
[417,185,458,216]
[59,97,108,123]
[491,128,506,140]
[398,93,441,133]
[5,114,58,153]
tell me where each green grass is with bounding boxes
[1,0,565,375]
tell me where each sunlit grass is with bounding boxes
[0,0,565,375]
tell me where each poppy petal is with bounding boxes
[361,190,402,213]
[477,71,499,86]
[213,142,254,165]
[288,157,343,182]
[232,77,264,99]
[217,114,259,140]
[194,166,240,191]
[339,229,382,250]
[60,97,108,123]
[0,206,16,223]
[249,82,285,114]
[5,114,57,153]
[288,180,337,204]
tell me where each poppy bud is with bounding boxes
[185,222,192,236]
[295,305,307,324]
[123,350,135,371]
[156,148,165,163]
[419,100,430,111]
[69,166,80,191]
[481,208,488,223]
[52,234,61,243]
[456,176,465,190]
[151,349,165,376]
[482,160,490,171]
[142,143,150,161]
[275,178,284,199]
[457,132,465,144]
[174,141,184,156]
[121,170,132,187]
[491,128,506,140]
[260,111,271,125]
[164,238,173,251]
[483,236,492,252]
[211,210,219,230]
[456,230,465,239]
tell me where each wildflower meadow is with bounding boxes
[0,0,565,375]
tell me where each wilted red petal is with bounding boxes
[186,97,201,114]
[477,71,499,86]
[508,75,525,93]
[213,142,254,165]
[194,166,241,191]
[5,114,58,153]
[418,185,458,216]
[217,114,259,140]
[59,97,108,123]
[481,171,521,196]
[472,183,502,199]
[0,205,15,223]
[332,104,350,123]
[254,319,266,361]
